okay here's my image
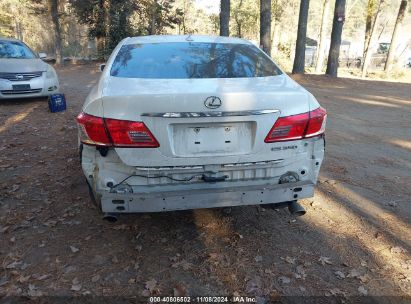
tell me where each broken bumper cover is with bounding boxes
[101,180,314,213]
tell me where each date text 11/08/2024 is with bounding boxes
[149,296,257,303]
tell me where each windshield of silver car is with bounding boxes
[0,41,36,59]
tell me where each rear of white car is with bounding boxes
[77,35,326,214]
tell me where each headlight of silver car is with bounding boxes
[45,65,57,79]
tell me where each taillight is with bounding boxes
[264,107,326,143]
[305,107,327,137]
[76,112,159,148]
[76,112,111,146]
[105,118,159,148]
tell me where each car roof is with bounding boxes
[124,35,254,45]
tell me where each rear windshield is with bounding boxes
[0,41,36,59]
[110,42,282,79]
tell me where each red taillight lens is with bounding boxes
[76,112,159,148]
[264,107,326,143]
[76,112,111,146]
[305,107,327,137]
[105,119,159,148]
[264,112,309,142]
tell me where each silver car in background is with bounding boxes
[0,38,59,99]
[77,35,326,216]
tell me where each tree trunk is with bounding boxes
[363,0,377,58]
[292,0,310,74]
[260,0,271,55]
[384,0,408,72]
[220,0,230,36]
[234,0,243,37]
[149,1,157,35]
[48,0,63,66]
[325,0,346,77]
[361,0,383,78]
[315,0,331,73]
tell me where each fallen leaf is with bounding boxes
[359,274,370,283]
[33,274,49,281]
[358,286,368,296]
[145,279,157,292]
[278,276,291,285]
[284,256,296,264]
[11,184,20,192]
[91,274,100,283]
[17,275,31,283]
[325,288,345,297]
[335,271,345,279]
[6,261,22,269]
[347,268,361,278]
[71,283,82,292]
[173,283,188,296]
[254,255,263,262]
[246,277,262,294]
[69,246,79,253]
[295,265,306,279]
[112,224,128,230]
[172,260,192,270]
[318,256,333,265]
[71,278,81,291]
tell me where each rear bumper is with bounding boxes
[82,136,325,213]
[101,180,314,213]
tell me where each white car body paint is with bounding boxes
[78,35,326,213]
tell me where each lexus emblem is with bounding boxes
[16,74,24,80]
[204,96,222,109]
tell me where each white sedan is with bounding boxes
[77,35,326,218]
[0,38,59,99]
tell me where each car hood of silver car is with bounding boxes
[0,58,48,73]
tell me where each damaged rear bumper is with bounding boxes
[101,180,314,213]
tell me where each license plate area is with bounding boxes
[12,84,31,91]
[172,122,255,157]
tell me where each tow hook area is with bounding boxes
[201,174,229,183]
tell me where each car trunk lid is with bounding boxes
[101,75,310,166]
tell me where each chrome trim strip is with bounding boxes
[141,109,279,118]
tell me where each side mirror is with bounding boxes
[99,64,106,72]
[38,52,47,59]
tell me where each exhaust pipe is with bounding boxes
[288,201,306,216]
[103,213,118,222]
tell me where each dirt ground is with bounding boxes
[0,64,410,303]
